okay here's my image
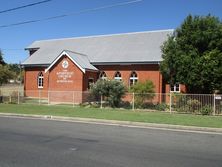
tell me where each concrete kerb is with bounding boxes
[0,112,222,134]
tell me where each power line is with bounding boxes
[0,0,52,14]
[0,0,143,28]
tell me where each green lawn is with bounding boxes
[0,104,222,128]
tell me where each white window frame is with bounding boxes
[170,83,180,92]
[99,71,107,80]
[38,72,44,88]
[129,71,138,87]
[114,71,122,81]
[88,78,94,90]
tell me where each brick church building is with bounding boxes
[22,29,185,103]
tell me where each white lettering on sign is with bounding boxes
[215,96,222,100]
[56,70,73,83]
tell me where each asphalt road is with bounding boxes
[0,116,222,167]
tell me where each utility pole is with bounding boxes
[19,61,22,85]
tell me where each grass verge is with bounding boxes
[0,104,222,128]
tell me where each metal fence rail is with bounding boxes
[0,89,221,115]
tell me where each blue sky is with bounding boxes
[0,0,221,63]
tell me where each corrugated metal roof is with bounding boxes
[65,50,98,71]
[22,29,173,65]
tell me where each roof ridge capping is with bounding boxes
[33,29,174,43]
[63,49,88,57]
[64,49,92,64]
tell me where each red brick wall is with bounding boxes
[95,64,163,93]
[24,63,174,103]
[24,67,49,97]
[83,71,98,91]
[48,56,84,91]
[24,67,48,90]
[47,56,87,103]
[25,64,164,92]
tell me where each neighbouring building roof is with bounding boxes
[22,29,173,66]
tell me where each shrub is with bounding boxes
[174,94,189,113]
[90,79,126,108]
[155,103,169,111]
[187,99,201,113]
[137,102,155,110]
[130,80,155,108]
[120,101,131,109]
[201,105,213,115]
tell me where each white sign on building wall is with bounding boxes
[56,60,73,83]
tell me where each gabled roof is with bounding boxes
[45,50,98,73]
[22,29,173,66]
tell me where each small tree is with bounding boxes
[0,65,14,85]
[90,79,126,107]
[7,63,22,82]
[0,51,15,85]
[130,80,155,108]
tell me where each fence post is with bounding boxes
[9,95,11,103]
[17,90,20,104]
[170,92,172,113]
[100,95,102,109]
[132,92,135,110]
[213,93,216,115]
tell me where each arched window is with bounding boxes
[99,71,107,80]
[129,71,138,86]
[114,71,122,81]
[37,72,44,88]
